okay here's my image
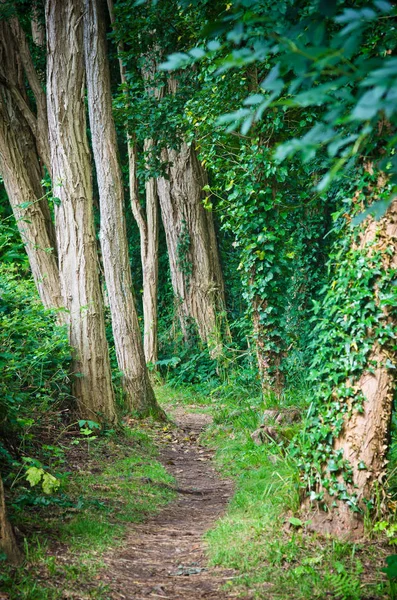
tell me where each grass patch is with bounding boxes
[1,424,175,599]
[154,382,214,413]
[167,376,390,600]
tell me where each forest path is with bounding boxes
[101,407,239,599]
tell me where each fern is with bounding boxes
[329,572,361,600]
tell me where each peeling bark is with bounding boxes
[83,0,164,418]
[46,0,116,423]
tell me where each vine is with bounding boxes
[295,174,397,511]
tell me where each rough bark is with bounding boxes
[303,197,397,539]
[0,21,62,313]
[46,0,116,423]
[0,476,21,564]
[6,18,50,174]
[83,0,164,418]
[157,142,227,354]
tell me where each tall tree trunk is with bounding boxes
[157,141,227,354]
[0,475,21,564]
[0,21,62,313]
[141,139,159,366]
[107,0,160,367]
[46,0,116,423]
[83,0,164,418]
[303,197,397,539]
[7,17,50,174]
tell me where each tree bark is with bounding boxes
[0,475,21,564]
[141,139,160,366]
[0,21,62,313]
[303,197,397,539]
[83,0,164,418]
[157,141,227,354]
[7,18,50,174]
[46,0,116,423]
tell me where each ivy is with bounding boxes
[295,175,397,509]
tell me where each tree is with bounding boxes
[0,18,63,314]
[108,0,161,367]
[0,475,20,564]
[46,0,116,423]
[83,0,164,418]
[157,137,228,354]
[110,1,229,355]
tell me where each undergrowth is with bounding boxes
[0,424,175,599]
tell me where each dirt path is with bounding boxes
[101,408,238,599]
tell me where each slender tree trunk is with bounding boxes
[7,18,50,174]
[0,22,62,313]
[107,0,160,367]
[303,197,397,539]
[141,139,159,365]
[83,0,164,418]
[46,0,116,423]
[0,475,21,564]
[31,3,45,48]
[157,141,228,354]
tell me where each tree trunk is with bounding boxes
[0,476,21,564]
[8,18,50,174]
[303,197,397,539]
[46,0,116,423]
[107,0,160,368]
[142,140,159,365]
[0,21,62,313]
[83,0,164,418]
[157,142,227,354]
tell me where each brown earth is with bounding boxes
[101,407,239,599]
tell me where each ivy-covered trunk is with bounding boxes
[83,0,163,418]
[157,142,227,353]
[0,21,62,314]
[303,194,397,538]
[0,475,20,564]
[46,0,116,423]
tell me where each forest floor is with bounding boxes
[2,384,392,600]
[101,406,238,599]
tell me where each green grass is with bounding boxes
[162,377,390,599]
[1,424,175,599]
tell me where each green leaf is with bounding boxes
[289,517,303,527]
[25,466,44,487]
[42,472,60,495]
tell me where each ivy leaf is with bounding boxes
[382,555,397,580]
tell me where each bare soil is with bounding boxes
[101,408,239,599]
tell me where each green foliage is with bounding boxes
[0,265,71,457]
[293,173,397,509]
[0,426,175,600]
